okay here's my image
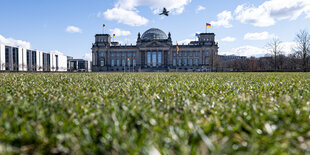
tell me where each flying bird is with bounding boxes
[159,8,169,16]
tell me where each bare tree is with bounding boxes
[266,38,282,71]
[295,30,310,72]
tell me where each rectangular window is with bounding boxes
[111,53,114,57]
[133,53,136,57]
[32,51,36,71]
[12,48,19,71]
[122,53,125,57]
[152,52,157,67]
[184,58,187,66]
[189,59,193,66]
[178,59,182,66]
[147,52,151,65]
[5,47,10,70]
[205,51,209,56]
[127,53,131,57]
[116,53,119,57]
[27,50,31,68]
[173,52,176,57]
[99,53,105,58]
[158,52,162,65]
[116,59,120,66]
[195,52,199,57]
[56,55,58,71]
[100,60,105,66]
[184,52,188,57]
[133,59,136,66]
[205,59,209,65]
[190,52,193,57]
[195,59,199,66]
[178,52,182,57]
[122,59,125,66]
[173,59,176,66]
[111,59,114,67]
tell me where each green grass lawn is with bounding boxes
[0,73,309,154]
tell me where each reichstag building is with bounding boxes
[91,28,218,72]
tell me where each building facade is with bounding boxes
[67,58,92,72]
[92,28,218,72]
[0,44,67,72]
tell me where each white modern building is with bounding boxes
[0,44,67,72]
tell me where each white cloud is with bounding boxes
[221,37,236,42]
[116,0,192,15]
[221,45,266,57]
[281,42,298,55]
[0,34,31,49]
[179,39,192,45]
[83,53,92,61]
[101,0,192,26]
[235,0,310,27]
[244,32,276,40]
[306,7,310,18]
[103,8,148,26]
[66,26,82,33]
[196,5,206,13]
[210,11,233,28]
[110,28,131,37]
[50,50,64,56]
[221,42,298,57]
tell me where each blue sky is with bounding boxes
[0,0,310,59]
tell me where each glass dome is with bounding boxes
[141,28,168,41]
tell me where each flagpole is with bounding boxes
[103,24,106,34]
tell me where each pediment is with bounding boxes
[140,41,170,48]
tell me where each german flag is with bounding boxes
[176,44,179,54]
[206,23,211,27]
[103,24,106,29]
[113,34,116,38]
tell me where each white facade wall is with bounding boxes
[36,50,43,71]
[58,54,67,71]
[87,61,92,72]
[50,53,56,72]
[18,47,27,71]
[0,44,5,71]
